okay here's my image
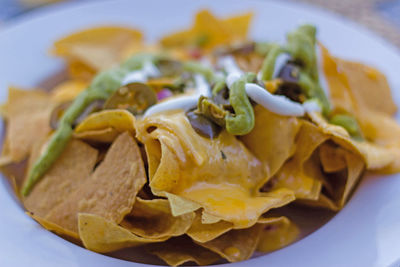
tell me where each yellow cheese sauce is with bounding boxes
[136,110,294,228]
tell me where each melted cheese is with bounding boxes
[136,111,294,228]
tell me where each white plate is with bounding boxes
[1,0,400,266]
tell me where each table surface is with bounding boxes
[0,0,400,47]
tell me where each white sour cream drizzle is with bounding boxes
[223,55,320,116]
[245,83,305,116]
[143,74,210,117]
[142,53,324,118]
[122,60,160,85]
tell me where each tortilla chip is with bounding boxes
[201,210,222,224]
[120,198,195,239]
[29,212,80,240]
[53,26,143,71]
[298,192,339,210]
[136,111,294,228]
[0,157,27,195]
[75,109,136,136]
[195,222,264,262]
[321,45,400,173]
[78,213,166,253]
[309,111,398,172]
[165,192,202,216]
[50,80,88,103]
[319,142,347,173]
[256,216,299,253]
[272,121,325,200]
[1,87,54,162]
[24,139,98,217]
[74,127,120,143]
[187,211,233,243]
[358,110,400,146]
[45,132,146,234]
[148,236,221,266]
[67,59,97,81]
[192,10,232,50]
[222,12,253,41]
[340,151,364,205]
[321,44,397,115]
[241,106,300,186]
[160,10,252,50]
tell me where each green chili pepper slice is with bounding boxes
[104,82,157,115]
[225,74,255,135]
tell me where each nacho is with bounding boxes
[2,11,400,266]
[148,236,221,266]
[195,217,291,263]
[78,213,166,253]
[45,132,146,234]
[24,139,98,217]
[0,87,54,163]
[160,10,252,50]
[187,211,233,243]
[120,197,195,239]
[50,80,88,103]
[74,109,136,134]
[241,105,300,184]
[137,110,295,228]
[272,121,325,200]
[53,26,143,72]
[256,216,300,253]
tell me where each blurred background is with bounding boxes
[0,0,400,47]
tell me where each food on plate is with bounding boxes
[1,9,400,266]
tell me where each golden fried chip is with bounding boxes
[187,211,233,243]
[309,111,398,172]
[321,44,397,115]
[1,87,54,163]
[221,12,253,41]
[45,132,146,234]
[319,142,347,173]
[148,236,221,266]
[54,26,143,71]
[165,192,201,217]
[340,151,364,205]
[272,122,325,200]
[192,10,232,50]
[74,127,120,143]
[298,193,340,211]
[195,223,264,262]
[75,109,136,135]
[256,216,299,253]
[24,139,98,217]
[67,59,97,81]
[29,212,79,240]
[50,80,88,103]
[241,106,300,186]
[137,111,294,228]
[201,210,222,224]
[78,213,166,253]
[321,45,400,173]
[120,197,195,239]
[160,10,252,50]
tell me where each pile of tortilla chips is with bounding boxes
[1,9,400,267]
